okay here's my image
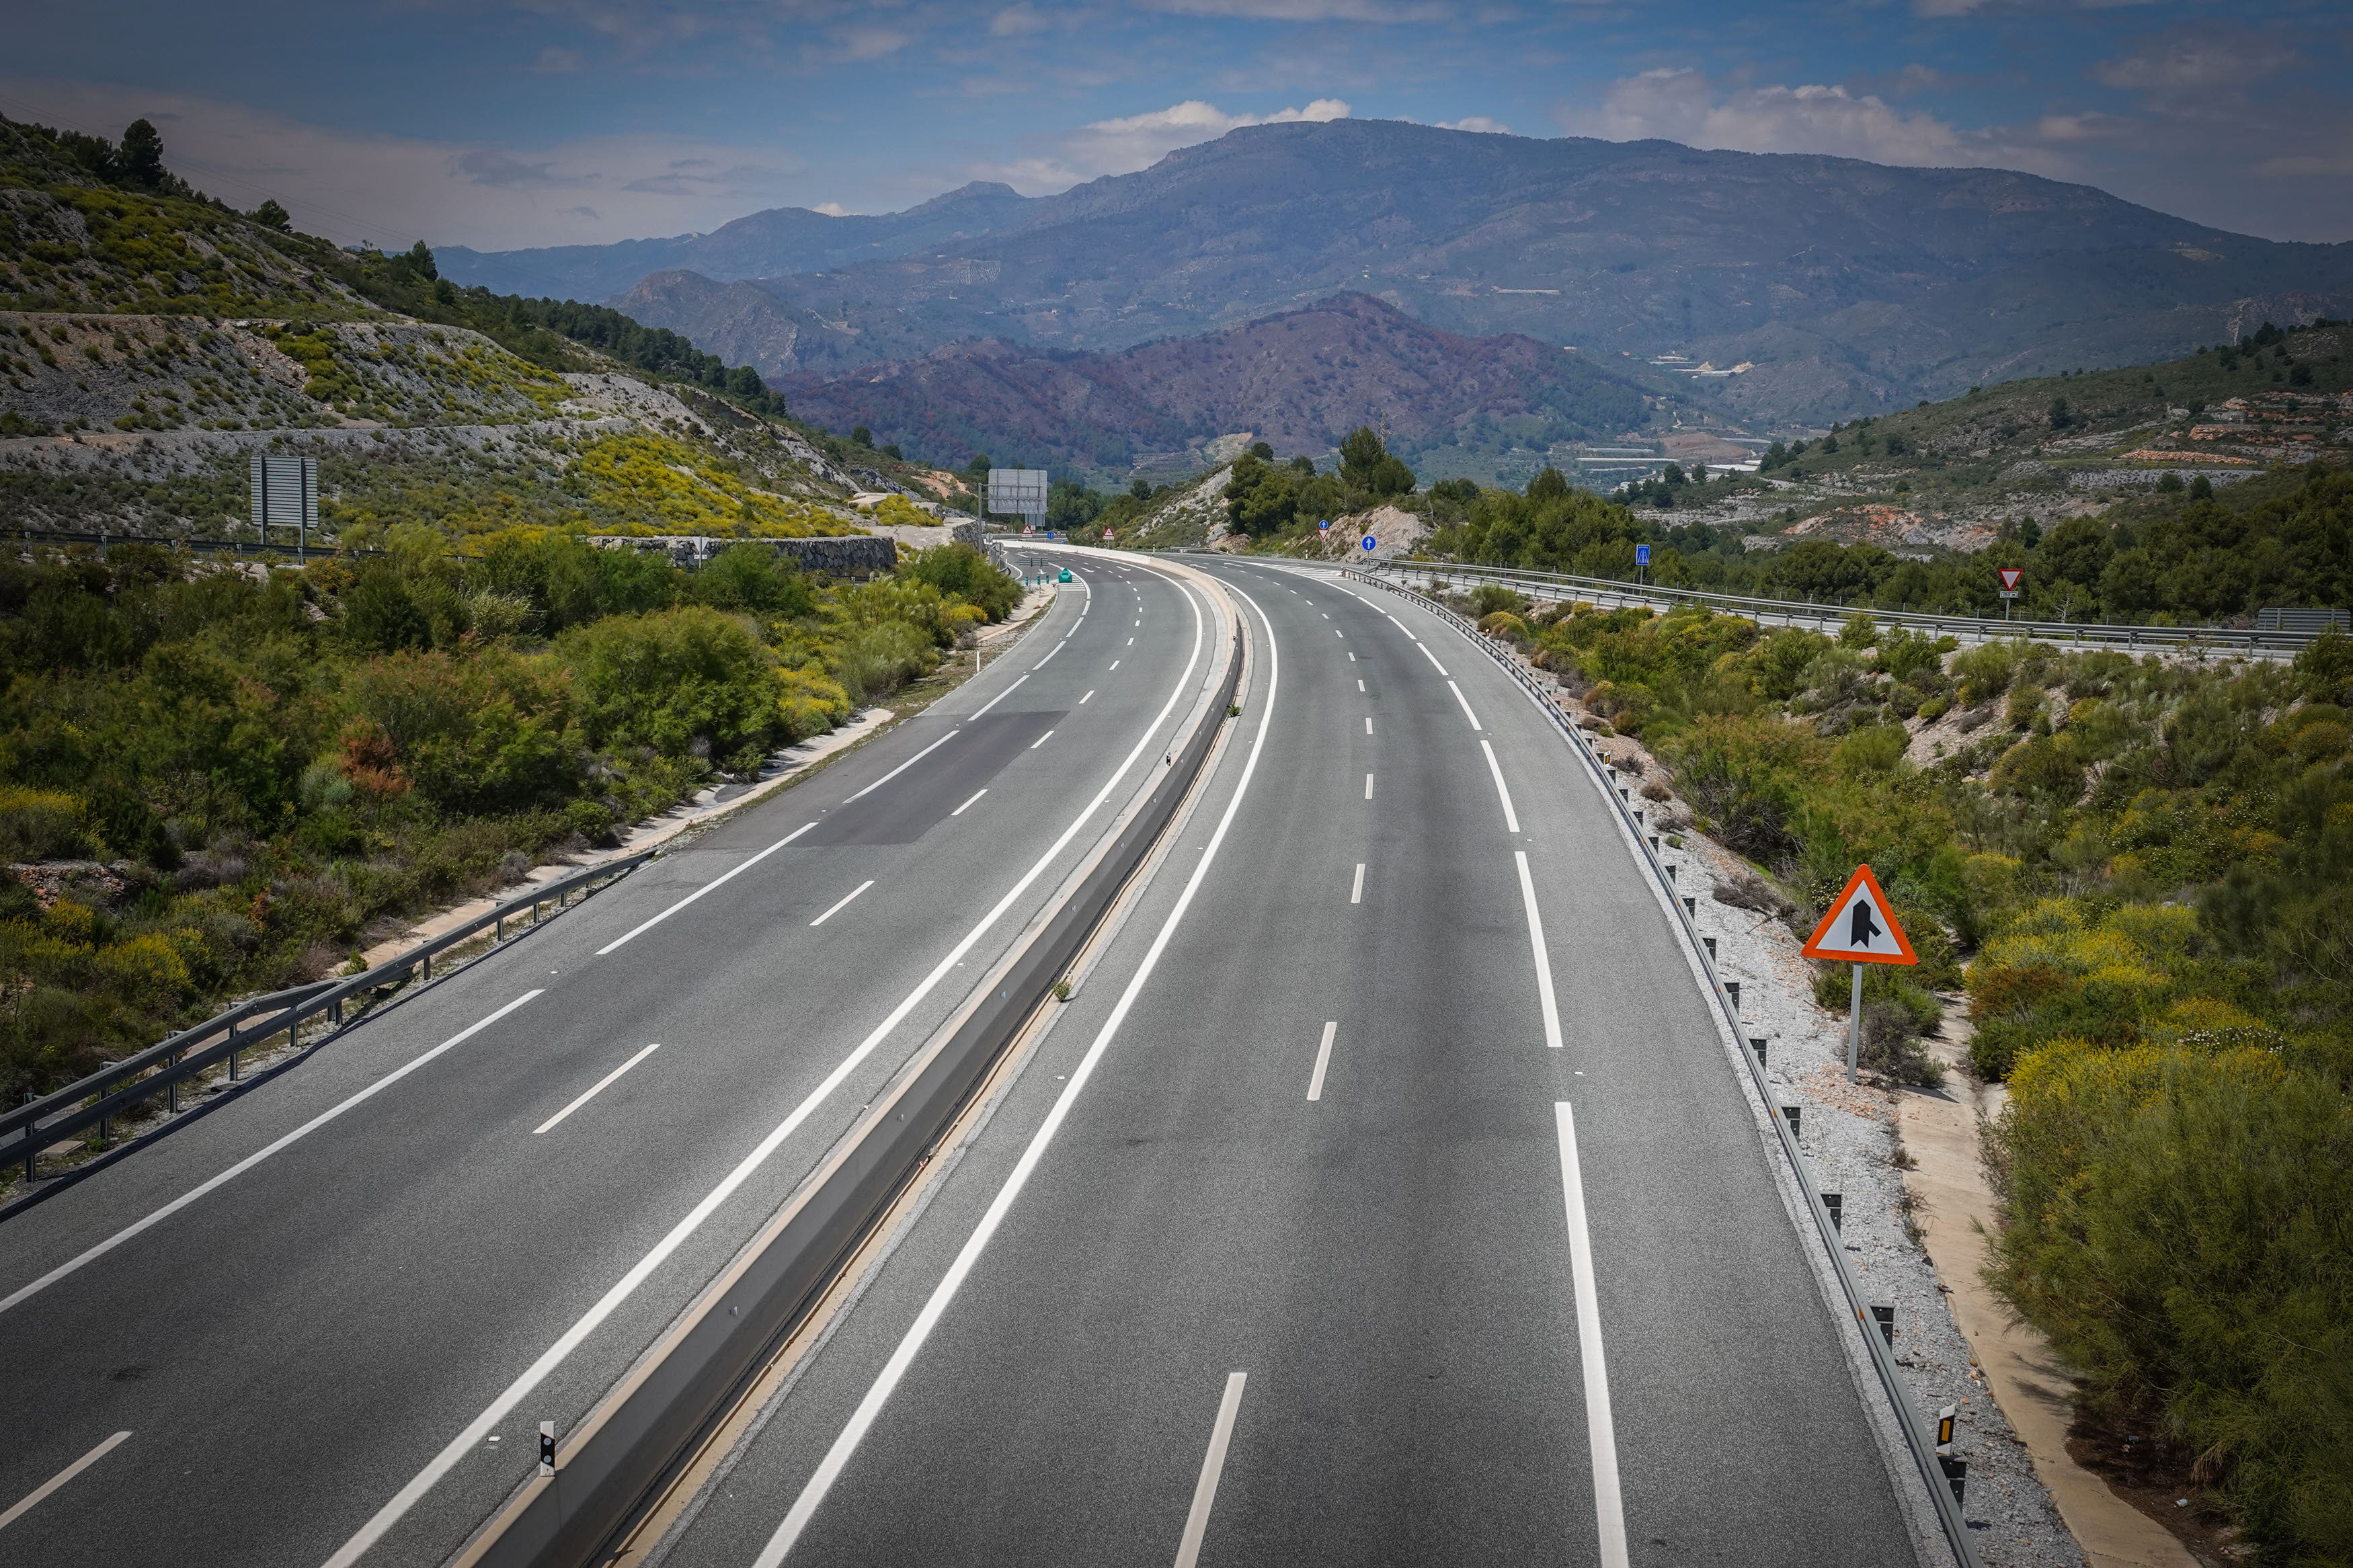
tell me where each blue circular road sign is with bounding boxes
[1361,534,1378,552]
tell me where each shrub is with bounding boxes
[560,606,783,764]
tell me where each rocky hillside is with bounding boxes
[0,114,878,542]
[475,119,2353,426]
[779,293,1652,479]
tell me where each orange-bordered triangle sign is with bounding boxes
[1997,567,2024,591]
[1801,864,1919,965]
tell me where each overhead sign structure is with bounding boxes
[1360,534,1378,552]
[987,468,1049,533]
[1802,864,1917,1083]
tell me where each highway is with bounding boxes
[0,549,1223,1566]
[645,556,1928,1568]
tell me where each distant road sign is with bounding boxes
[1997,567,2024,592]
[987,468,1049,518]
[1636,543,1651,567]
[1801,866,1919,964]
[1103,528,1115,540]
[1360,534,1378,552]
[1318,520,1332,532]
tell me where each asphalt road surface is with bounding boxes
[649,555,1925,1568]
[0,549,1221,1566]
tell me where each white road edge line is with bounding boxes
[748,579,1281,1566]
[968,672,1030,718]
[1480,739,1521,834]
[950,788,988,817]
[321,571,1215,1568]
[808,880,875,927]
[1447,680,1484,731]
[1514,851,1563,1050]
[1029,729,1055,750]
[1554,1102,1632,1568]
[0,992,543,1319]
[842,729,961,804]
[0,1430,132,1533]
[533,1042,662,1136]
[1351,863,1365,904]
[597,823,815,955]
[1173,1372,1249,1568]
[1306,1024,1337,1102]
[1416,642,1449,675]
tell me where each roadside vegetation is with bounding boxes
[0,534,1019,1112]
[1468,583,2352,1562]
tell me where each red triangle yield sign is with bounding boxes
[1997,567,2024,590]
[1801,865,1919,964]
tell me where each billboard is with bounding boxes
[986,468,1049,517]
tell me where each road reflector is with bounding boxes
[1800,864,1919,965]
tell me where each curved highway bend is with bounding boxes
[0,549,1933,1568]
[651,555,1927,1568]
[0,550,1216,1567]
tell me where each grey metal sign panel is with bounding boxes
[986,468,1048,515]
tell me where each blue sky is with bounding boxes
[5,0,2348,251]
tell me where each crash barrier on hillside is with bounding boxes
[1379,559,2324,660]
[588,534,899,577]
[1341,565,1986,1568]
[0,852,655,1214]
[455,618,1246,1568]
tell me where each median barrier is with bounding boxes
[454,591,1247,1568]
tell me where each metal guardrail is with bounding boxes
[456,618,1248,1568]
[1376,559,2320,659]
[1341,565,1985,1568]
[1,850,655,1202]
[11,527,378,561]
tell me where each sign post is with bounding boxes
[1800,864,1919,1082]
[1997,566,2024,621]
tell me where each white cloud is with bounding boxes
[1435,116,1512,134]
[974,96,1349,193]
[988,3,1051,35]
[1558,69,2068,175]
[2091,29,2299,91]
[0,77,813,249]
[811,200,855,215]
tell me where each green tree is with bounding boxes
[118,118,165,190]
[252,199,292,233]
[1339,427,1390,491]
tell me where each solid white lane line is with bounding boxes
[1351,863,1365,904]
[1174,1372,1249,1568]
[598,823,816,955]
[1306,1024,1337,1102]
[1447,680,1483,731]
[969,673,1029,718]
[1554,1102,1631,1568]
[842,729,961,805]
[325,579,1217,1568]
[951,788,988,817]
[1515,852,1564,1051]
[1364,773,1374,800]
[0,1430,132,1533]
[1416,643,1450,676]
[1080,690,1094,704]
[0,992,543,1319]
[808,880,875,927]
[1481,739,1521,834]
[1030,730,1056,749]
[751,581,1281,1566]
[532,1042,662,1135]
[1034,638,1071,671]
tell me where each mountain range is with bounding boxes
[777,292,1651,474]
[440,118,2353,430]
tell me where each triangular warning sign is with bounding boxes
[1997,567,2024,591]
[1801,865,1919,965]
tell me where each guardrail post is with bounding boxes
[1780,1102,1802,1139]
[1823,1191,1843,1230]
[1726,981,1741,1014]
[167,1048,180,1114]
[1701,934,1714,959]
[1750,1037,1767,1069]
[420,950,431,983]
[1685,897,1698,916]
[1872,1304,1897,1349]
[20,1092,34,1182]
